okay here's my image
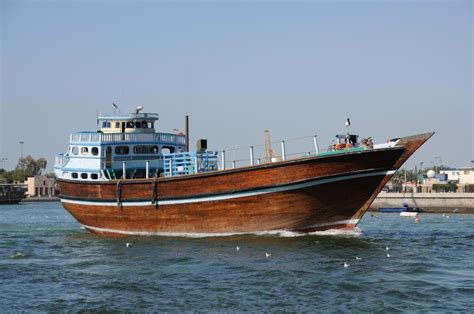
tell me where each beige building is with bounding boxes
[441,168,474,184]
[25,175,57,197]
[458,168,474,184]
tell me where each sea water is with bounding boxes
[1,202,473,311]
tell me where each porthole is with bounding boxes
[91,147,99,156]
[71,173,78,179]
[91,173,98,180]
[80,173,88,179]
[81,147,89,155]
[72,147,79,155]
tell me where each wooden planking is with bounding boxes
[62,174,384,234]
[353,132,435,221]
[58,132,434,235]
[59,148,404,201]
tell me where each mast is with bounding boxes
[185,115,190,152]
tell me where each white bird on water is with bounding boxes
[386,246,390,251]
[265,252,272,258]
[236,246,240,252]
[126,243,132,248]
[344,262,350,268]
[387,253,391,258]
[355,256,362,260]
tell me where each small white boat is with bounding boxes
[400,211,418,217]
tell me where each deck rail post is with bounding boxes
[257,158,261,165]
[122,162,126,179]
[194,155,198,174]
[313,135,319,155]
[145,160,149,178]
[281,141,286,161]
[232,160,236,169]
[169,159,172,176]
[250,146,254,166]
[221,150,226,170]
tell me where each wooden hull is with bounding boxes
[58,133,433,236]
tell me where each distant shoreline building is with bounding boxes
[441,168,474,185]
[385,166,474,193]
[25,175,58,197]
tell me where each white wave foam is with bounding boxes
[83,224,362,238]
[308,227,362,237]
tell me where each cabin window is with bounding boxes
[91,147,99,156]
[102,122,107,128]
[72,146,79,155]
[115,122,120,128]
[142,121,148,128]
[81,173,88,179]
[135,122,141,129]
[81,147,89,155]
[126,122,135,128]
[161,147,175,154]
[91,173,98,180]
[71,173,78,179]
[133,145,159,154]
[115,146,129,155]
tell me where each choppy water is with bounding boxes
[1,202,473,312]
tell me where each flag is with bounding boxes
[112,103,118,109]
[345,117,351,127]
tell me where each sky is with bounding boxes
[1,0,472,171]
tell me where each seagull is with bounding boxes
[415,217,421,223]
[446,215,450,218]
[126,243,132,248]
[387,253,391,258]
[344,262,349,268]
[236,246,240,251]
[265,252,272,258]
[386,246,390,251]
[355,256,362,260]
[442,213,446,217]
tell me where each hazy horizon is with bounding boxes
[1,0,472,172]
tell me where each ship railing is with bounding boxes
[163,152,218,177]
[70,132,186,145]
[217,135,367,170]
[114,158,163,180]
[113,152,217,179]
[54,153,70,168]
[216,135,319,170]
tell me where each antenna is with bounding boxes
[112,103,118,114]
[135,105,144,114]
[345,116,351,139]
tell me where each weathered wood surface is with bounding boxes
[58,132,434,235]
[59,148,403,201]
[63,174,384,235]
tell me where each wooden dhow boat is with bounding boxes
[54,107,433,236]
